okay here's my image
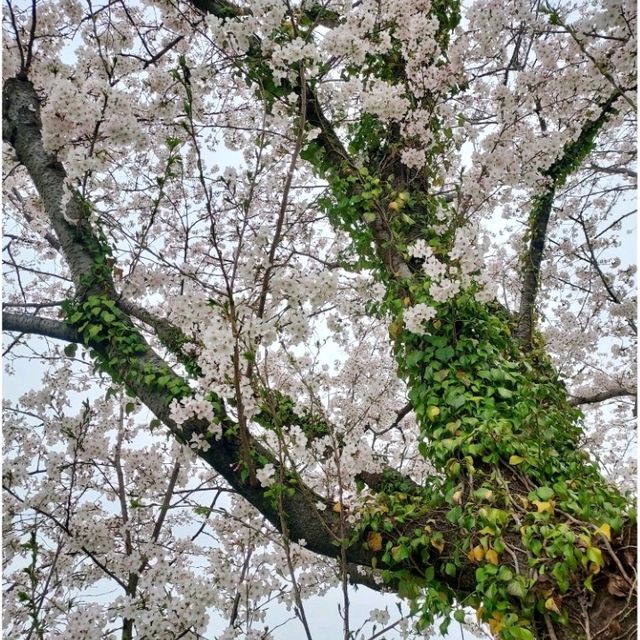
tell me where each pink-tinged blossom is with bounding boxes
[2,0,635,636]
[170,396,222,441]
[400,147,427,170]
[404,303,437,335]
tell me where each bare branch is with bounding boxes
[3,311,81,343]
[569,387,636,406]
[589,163,637,180]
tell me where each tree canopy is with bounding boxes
[2,0,637,639]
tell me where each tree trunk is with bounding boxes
[2,1,636,638]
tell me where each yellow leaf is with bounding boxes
[468,545,485,562]
[333,502,342,513]
[485,549,499,565]
[426,406,440,420]
[533,500,554,514]
[403,296,412,307]
[446,421,460,434]
[578,533,592,548]
[509,455,524,465]
[452,489,463,504]
[389,321,402,339]
[367,531,383,552]
[518,495,530,509]
[447,460,461,478]
[596,523,612,541]
[489,620,503,635]
[431,538,445,553]
[545,597,561,614]
[488,612,504,635]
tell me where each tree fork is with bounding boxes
[3,1,636,638]
[179,2,636,636]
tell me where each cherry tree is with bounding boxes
[2,0,636,639]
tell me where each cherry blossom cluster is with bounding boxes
[2,0,636,637]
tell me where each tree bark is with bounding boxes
[2,4,636,638]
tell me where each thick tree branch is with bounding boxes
[515,189,555,349]
[2,291,475,598]
[189,0,340,27]
[569,387,637,406]
[302,85,413,279]
[515,91,623,348]
[189,0,247,19]
[2,78,112,297]
[2,303,471,584]
[2,311,81,343]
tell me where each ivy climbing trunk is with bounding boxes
[2,0,636,639]
[175,2,637,637]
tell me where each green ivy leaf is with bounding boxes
[498,565,513,582]
[446,391,466,409]
[537,486,555,500]
[406,351,422,368]
[435,345,455,362]
[508,626,534,640]
[446,506,462,524]
[507,578,527,599]
[363,211,376,223]
[63,344,78,358]
[86,324,102,339]
[586,547,603,566]
[391,544,410,562]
